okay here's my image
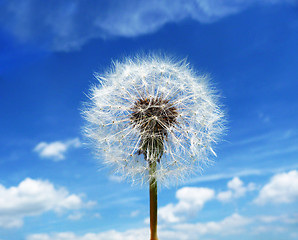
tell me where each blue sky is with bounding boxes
[0,1,298,239]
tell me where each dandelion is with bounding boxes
[82,54,225,240]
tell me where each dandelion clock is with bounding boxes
[82,54,225,240]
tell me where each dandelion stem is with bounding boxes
[149,160,158,240]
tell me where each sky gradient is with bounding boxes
[0,1,298,239]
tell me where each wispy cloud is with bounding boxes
[175,129,298,185]
[224,129,298,165]
[257,214,298,224]
[108,175,124,183]
[188,163,298,184]
[0,0,295,51]
[33,138,81,161]
[188,168,262,183]
[130,210,140,218]
[229,129,298,147]
[0,178,94,228]
[67,212,84,221]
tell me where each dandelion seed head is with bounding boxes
[82,54,225,186]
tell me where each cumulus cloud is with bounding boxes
[154,182,255,224]
[26,213,252,240]
[27,228,149,240]
[158,187,215,223]
[25,212,298,240]
[173,213,252,236]
[0,0,295,51]
[254,170,298,205]
[217,177,255,202]
[0,178,93,228]
[34,138,81,161]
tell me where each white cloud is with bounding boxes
[217,177,255,202]
[130,210,140,217]
[257,215,279,223]
[0,0,295,51]
[159,187,215,223]
[256,214,298,224]
[217,190,233,202]
[254,170,298,205]
[68,212,84,221]
[26,213,252,240]
[188,168,263,183]
[258,112,271,123]
[173,213,252,236]
[34,138,81,161]
[25,211,298,240]
[252,225,286,234]
[27,228,149,240]
[0,178,93,228]
[108,175,124,183]
[291,232,298,239]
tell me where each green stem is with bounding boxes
[149,160,159,240]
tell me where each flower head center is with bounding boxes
[130,96,178,161]
[130,96,178,136]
